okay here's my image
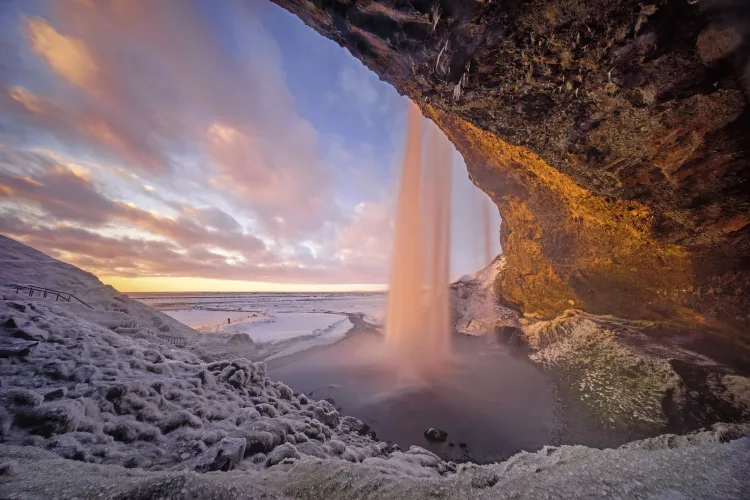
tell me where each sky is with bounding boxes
[0,0,500,292]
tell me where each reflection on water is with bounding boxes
[269,331,556,463]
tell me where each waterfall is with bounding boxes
[384,102,453,378]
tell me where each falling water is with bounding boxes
[482,196,493,266]
[385,102,453,378]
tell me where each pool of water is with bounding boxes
[269,331,556,463]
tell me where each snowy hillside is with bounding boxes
[0,235,197,341]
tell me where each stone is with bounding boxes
[424,428,448,443]
[2,316,22,329]
[0,339,38,358]
[14,401,82,437]
[244,430,276,455]
[71,365,99,383]
[43,387,67,401]
[0,388,43,407]
[8,302,27,313]
[209,437,246,471]
[312,405,339,428]
[227,333,255,345]
[265,442,300,467]
[11,325,48,342]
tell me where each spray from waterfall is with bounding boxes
[385,102,453,379]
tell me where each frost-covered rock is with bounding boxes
[266,442,300,466]
[450,256,518,335]
[227,333,255,345]
[14,401,83,437]
[209,437,246,471]
[0,338,38,358]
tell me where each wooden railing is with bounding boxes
[4,284,94,309]
[157,335,187,347]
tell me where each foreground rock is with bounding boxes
[0,236,448,477]
[1,425,748,499]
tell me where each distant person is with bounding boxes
[228,318,231,325]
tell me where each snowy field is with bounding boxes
[130,292,385,359]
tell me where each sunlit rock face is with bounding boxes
[273,0,750,342]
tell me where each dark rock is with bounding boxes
[2,317,22,329]
[43,361,72,380]
[46,435,88,461]
[243,430,276,455]
[424,427,448,443]
[11,325,47,342]
[0,388,43,407]
[0,405,11,439]
[495,326,530,353]
[7,302,27,313]
[14,400,83,437]
[209,437,246,471]
[0,339,38,358]
[227,333,255,345]
[43,387,67,401]
[459,442,467,449]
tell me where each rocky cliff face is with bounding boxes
[273,0,750,345]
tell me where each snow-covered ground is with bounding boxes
[2,234,749,499]
[130,291,383,358]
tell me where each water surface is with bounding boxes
[270,330,556,462]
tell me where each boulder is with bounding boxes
[42,387,67,401]
[424,428,448,443]
[14,401,83,437]
[265,442,299,466]
[243,430,276,455]
[209,437,246,471]
[11,325,48,342]
[0,339,38,358]
[312,405,339,428]
[7,302,27,313]
[227,333,255,345]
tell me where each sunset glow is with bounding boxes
[0,0,500,292]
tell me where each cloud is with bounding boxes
[26,17,97,88]
[0,0,410,287]
[205,120,337,237]
[0,148,267,256]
